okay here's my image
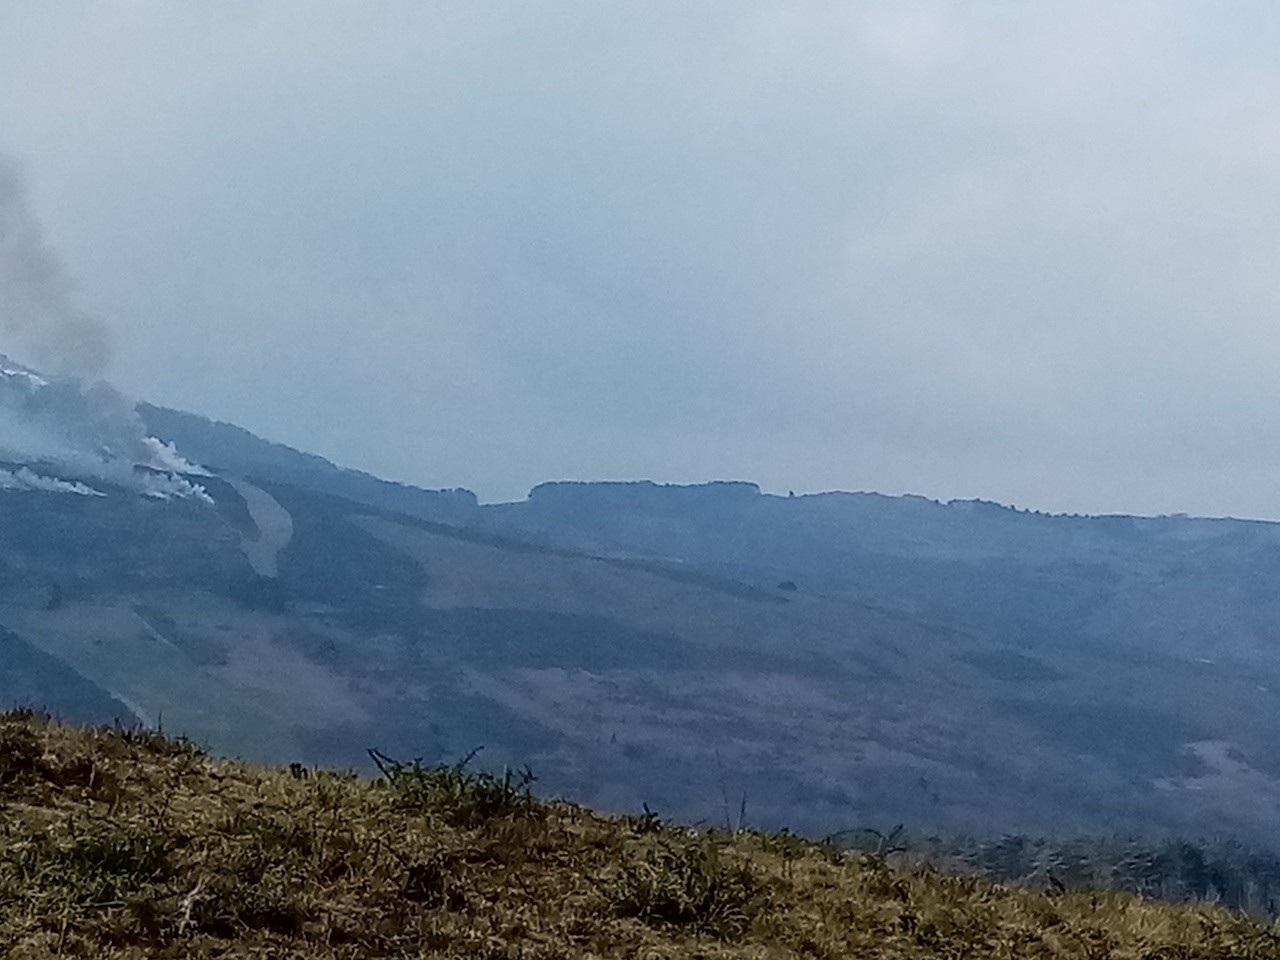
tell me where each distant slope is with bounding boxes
[0,629,133,724]
[137,403,478,524]
[12,416,1280,845]
[484,480,1280,672]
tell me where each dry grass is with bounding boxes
[1,711,1279,958]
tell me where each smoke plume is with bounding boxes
[0,156,111,379]
[0,155,207,499]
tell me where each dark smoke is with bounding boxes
[0,156,112,379]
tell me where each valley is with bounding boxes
[0,404,1278,847]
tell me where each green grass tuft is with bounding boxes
[368,747,539,828]
[610,833,763,938]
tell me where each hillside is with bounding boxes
[3,711,1279,959]
[136,404,478,525]
[0,401,1271,844]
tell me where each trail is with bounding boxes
[227,478,294,577]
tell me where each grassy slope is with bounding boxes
[1,713,1278,959]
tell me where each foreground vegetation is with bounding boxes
[2,713,1280,958]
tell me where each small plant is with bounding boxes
[823,823,908,867]
[0,716,45,793]
[610,835,763,939]
[368,747,538,829]
[625,803,666,836]
[110,722,206,761]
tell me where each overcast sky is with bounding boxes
[2,2,1280,515]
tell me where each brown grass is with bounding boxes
[1,709,1278,958]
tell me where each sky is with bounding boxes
[2,2,1280,515]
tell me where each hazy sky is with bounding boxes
[3,2,1280,515]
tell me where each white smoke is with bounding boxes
[0,156,209,500]
[0,358,211,500]
[0,466,104,497]
[142,436,210,476]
